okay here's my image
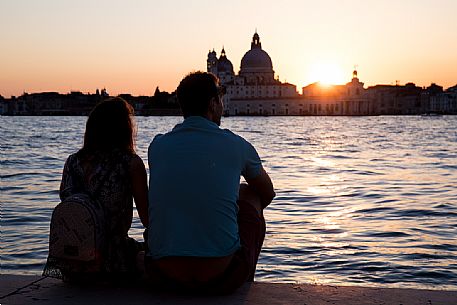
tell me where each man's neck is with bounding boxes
[205,111,221,126]
[184,115,219,126]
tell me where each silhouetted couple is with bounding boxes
[44,71,275,294]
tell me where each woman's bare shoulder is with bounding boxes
[129,154,146,172]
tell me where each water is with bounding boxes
[1,116,457,290]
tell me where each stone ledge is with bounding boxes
[1,275,456,305]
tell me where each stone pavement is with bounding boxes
[1,275,456,305]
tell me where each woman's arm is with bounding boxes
[60,155,78,200]
[130,154,149,228]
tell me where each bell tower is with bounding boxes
[207,49,218,75]
[352,65,359,80]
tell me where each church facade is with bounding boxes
[301,70,370,115]
[207,32,300,116]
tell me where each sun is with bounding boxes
[309,62,346,85]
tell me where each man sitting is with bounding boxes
[145,72,275,294]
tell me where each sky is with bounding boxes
[1,0,456,98]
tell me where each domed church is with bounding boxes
[207,48,234,85]
[207,32,299,116]
[239,32,275,85]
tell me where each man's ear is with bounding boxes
[209,97,217,112]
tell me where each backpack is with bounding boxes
[48,193,107,274]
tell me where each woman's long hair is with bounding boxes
[79,97,135,156]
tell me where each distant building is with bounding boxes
[9,95,28,115]
[448,84,457,93]
[430,84,457,114]
[301,70,369,115]
[1,91,102,115]
[366,83,428,115]
[0,88,182,116]
[0,95,6,115]
[207,32,299,116]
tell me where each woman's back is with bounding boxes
[58,149,140,274]
[44,97,148,280]
[61,150,134,239]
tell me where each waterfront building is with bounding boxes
[301,70,370,115]
[430,84,457,114]
[1,91,102,115]
[448,85,457,114]
[8,95,28,115]
[207,32,300,116]
[0,95,7,115]
[447,84,457,94]
[366,83,430,115]
[362,81,456,116]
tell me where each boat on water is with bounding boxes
[421,111,443,116]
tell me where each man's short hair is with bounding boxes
[177,71,219,118]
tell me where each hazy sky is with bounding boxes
[1,0,456,97]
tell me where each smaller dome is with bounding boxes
[217,57,234,74]
[217,48,234,74]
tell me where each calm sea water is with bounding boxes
[1,116,456,290]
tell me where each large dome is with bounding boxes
[241,48,273,70]
[239,32,274,75]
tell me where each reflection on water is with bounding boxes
[1,115,457,290]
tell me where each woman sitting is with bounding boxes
[44,97,148,282]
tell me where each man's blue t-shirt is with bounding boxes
[147,116,262,259]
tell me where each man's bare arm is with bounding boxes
[245,167,275,209]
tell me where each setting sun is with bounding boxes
[309,62,346,85]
